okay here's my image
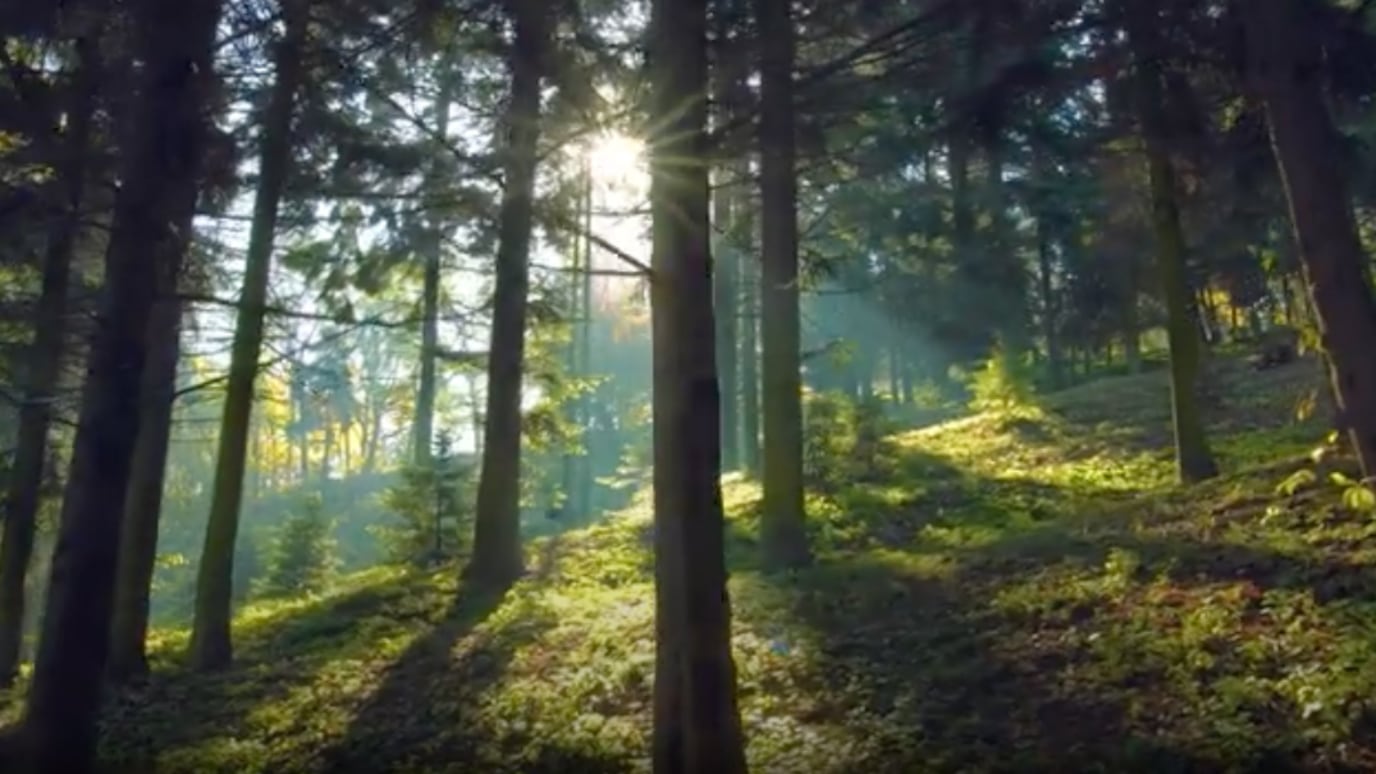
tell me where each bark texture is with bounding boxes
[22,0,221,767]
[648,0,749,770]
[1126,0,1217,484]
[1248,0,1376,481]
[468,0,546,588]
[0,33,97,688]
[756,0,811,568]
[108,295,183,681]
[190,0,308,670]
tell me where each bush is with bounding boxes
[257,495,338,597]
[803,391,892,492]
[375,435,474,566]
[968,346,1035,411]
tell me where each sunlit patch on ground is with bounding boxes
[8,354,1374,771]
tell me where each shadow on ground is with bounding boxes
[734,424,1376,772]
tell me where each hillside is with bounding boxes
[16,354,1376,773]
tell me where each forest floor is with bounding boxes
[12,354,1376,773]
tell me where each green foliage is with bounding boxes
[256,495,340,598]
[375,433,473,566]
[966,347,1036,411]
[803,391,893,492]
[46,353,1376,773]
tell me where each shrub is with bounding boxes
[968,346,1035,411]
[803,391,892,492]
[375,434,474,566]
[257,495,338,597]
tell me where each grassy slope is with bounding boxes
[11,354,1376,773]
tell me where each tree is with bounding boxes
[648,0,749,769]
[1245,0,1376,483]
[107,293,183,681]
[190,0,310,671]
[755,0,811,568]
[20,0,222,767]
[467,0,547,588]
[0,26,98,688]
[412,71,455,468]
[712,1,745,472]
[1124,0,1217,484]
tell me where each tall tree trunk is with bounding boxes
[985,141,1027,356]
[22,0,221,767]
[413,78,454,468]
[0,34,97,688]
[712,183,741,472]
[648,0,748,769]
[712,15,742,472]
[190,0,308,671]
[364,393,383,473]
[467,0,545,588]
[1035,204,1062,389]
[107,296,182,682]
[1123,265,1142,373]
[322,419,334,480]
[950,132,976,361]
[756,0,810,569]
[889,344,903,404]
[739,203,761,476]
[1126,0,1217,484]
[1248,0,1376,481]
[575,164,594,518]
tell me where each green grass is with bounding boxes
[9,354,1376,772]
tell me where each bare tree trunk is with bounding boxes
[364,394,383,473]
[1248,0,1376,481]
[413,78,454,468]
[1035,207,1062,389]
[712,12,743,472]
[0,33,97,688]
[576,164,594,517]
[1126,0,1217,484]
[648,0,748,769]
[22,0,221,767]
[468,0,546,588]
[739,194,761,477]
[756,0,810,569]
[108,296,182,682]
[191,0,308,671]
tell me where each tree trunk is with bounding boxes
[1127,0,1217,484]
[413,78,454,468]
[467,0,546,588]
[190,0,307,671]
[107,296,182,682]
[648,0,748,769]
[364,393,383,473]
[739,203,761,477]
[1249,0,1376,479]
[1035,204,1062,389]
[712,178,741,473]
[575,165,594,518]
[756,0,810,569]
[22,0,221,767]
[0,34,97,688]
[712,18,742,472]
[322,419,334,480]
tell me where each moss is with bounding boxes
[5,354,1367,772]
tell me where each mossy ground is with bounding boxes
[8,355,1376,773]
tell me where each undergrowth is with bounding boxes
[7,354,1375,772]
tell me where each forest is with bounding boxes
[1,0,1376,771]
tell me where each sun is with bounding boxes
[586,132,646,188]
